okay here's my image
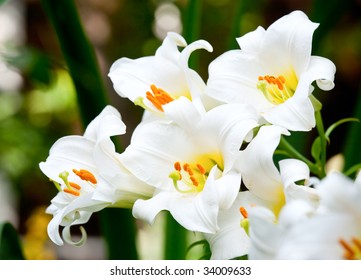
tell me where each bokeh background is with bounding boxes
[0,0,361,259]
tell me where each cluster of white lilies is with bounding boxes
[39,11,361,260]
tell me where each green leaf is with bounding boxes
[40,0,109,126]
[186,239,210,260]
[40,0,138,259]
[232,254,248,260]
[4,47,54,86]
[311,136,322,162]
[325,118,360,139]
[0,222,25,260]
[344,163,361,177]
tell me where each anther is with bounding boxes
[69,182,81,190]
[73,169,97,184]
[174,162,181,171]
[64,188,80,196]
[190,176,199,187]
[339,238,361,260]
[239,206,248,219]
[146,84,174,112]
[339,239,354,254]
[257,74,294,105]
[146,92,163,111]
[196,164,206,175]
[183,163,190,172]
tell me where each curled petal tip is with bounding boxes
[62,225,87,247]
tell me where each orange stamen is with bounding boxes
[190,176,199,187]
[259,75,286,91]
[174,162,181,171]
[183,163,190,172]
[157,88,174,103]
[171,161,210,191]
[339,239,355,259]
[64,188,80,196]
[73,169,97,184]
[69,182,81,190]
[196,164,206,175]
[275,79,284,90]
[239,207,248,219]
[146,84,174,112]
[146,92,163,111]
[186,168,194,176]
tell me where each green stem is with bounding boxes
[98,209,138,260]
[315,110,327,178]
[164,212,187,260]
[279,137,319,175]
[344,163,361,177]
[40,0,138,260]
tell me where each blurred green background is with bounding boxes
[0,0,360,260]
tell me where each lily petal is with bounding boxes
[279,159,319,204]
[205,191,272,260]
[238,125,288,202]
[132,166,220,233]
[306,56,336,91]
[46,193,109,246]
[259,10,318,75]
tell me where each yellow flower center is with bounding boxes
[272,187,286,217]
[169,153,223,194]
[257,70,298,105]
[339,237,361,260]
[55,169,98,197]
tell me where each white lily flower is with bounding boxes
[249,172,361,259]
[108,32,215,117]
[40,106,154,246]
[203,191,273,260]
[206,10,336,131]
[120,98,259,233]
[248,199,315,259]
[238,125,318,215]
